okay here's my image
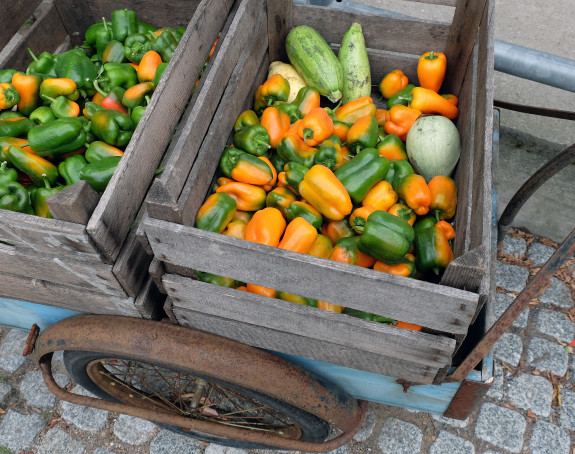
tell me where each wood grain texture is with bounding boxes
[0,0,42,50]
[145,218,478,333]
[133,277,166,321]
[267,0,292,62]
[441,246,487,293]
[0,211,100,259]
[292,4,450,55]
[171,308,439,383]
[0,243,126,295]
[177,13,269,226]
[86,0,235,262]
[146,0,264,222]
[164,275,456,367]
[1,271,139,316]
[443,0,489,95]
[47,181,100,225]
[0,0,68,70]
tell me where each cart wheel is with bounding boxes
[63,350,329,449]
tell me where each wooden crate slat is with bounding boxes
[0,211,100,259]
[0,243,126,295]
[171,308,439,384]
[147,0,266,222]
[0,0,69,70]
[146,218,479,334]
[163,275,456,367]
[87,0,237,262]
[292,4,451,56]
[47,181,100,225]
[176,11,270,226]
[1,271,139,316]
[0,0,43,50]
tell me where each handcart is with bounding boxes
[2,0,574,451]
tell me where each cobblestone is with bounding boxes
[486,362,504,399]
[429,430,474,454]
[36,426,85,454]
[0,382,10,402]
[535,308,575,343]
[501,235,527,258]
[20,370,70,409]
[529,420,571,454]
[353,404,376,442]
[149,429,204,454]
[0,329,28,373]
[378,417,422,454]
[526,242,556,267]
[475,403,526,453]
[113,414,157,444]
[0,409,45,452]
[558,388,575,430]
[494,332,523,366]
[539,277,574,308]
[526,337,569,376]
[495,262,530,292]
[61,385,109,432]
[506,373,553,417]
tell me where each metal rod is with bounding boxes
[445,226,575,383]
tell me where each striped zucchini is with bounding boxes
[285,25,343,103]
[338,22,371,104]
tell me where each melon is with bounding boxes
[406,115,460,181]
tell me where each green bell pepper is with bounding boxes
[386,84,415,109]
[0,111,23,120]
[111,9,138,43]
[314,139,340,170]
[30,177,65,218]
[151,62,168,86]
[358,210,415,264]
[90,109,134,146]
[347,115,379,155]
[195,192,237,233]
[233,124,271,157]
[102,40,127,64]
[284,200,323,231]
[150,28,180,62]
[95,20,114,60]
[42,95,79,119]
[197,271,241,288]
[0,69,18,84]
[29,106,56,125]
[58,154,88,186]
[54,49,98,96]
[413,215,437,236]
[85,141,124,163]
[0,117,35,138]
[124,33,151,63]
[384,159,414,190]
[3,145,59,186]
[414,224,454,274]
[137,21,157,35]
[82,101,105,120]
[85,19,112,46]
[0,161,18,186]
[131,106,146,126]
[0,181,33,214]
[272,101,300,123]
[26,49,56,77]
[283,161,309,190]
[342,307,396,324]
[27,118,86,156]
[233,110,259,133]
[79,155,122,193]
[334,147,390,204]
[97,63,138,91]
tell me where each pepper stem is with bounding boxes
[302,127,314,144]
[28,48,39,62]
[425,51,439,61]
[102,17,109,31]
[93,79,109,98]
[42,175,51,189]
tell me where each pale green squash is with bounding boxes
[406,115,460,181]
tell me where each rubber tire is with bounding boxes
[64,350,330,449]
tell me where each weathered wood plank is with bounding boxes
[47,181,100,225]
[133,277,166,321]
[177,15,269,226]
[145,218,478,333]
[52,0,95,47]
[267,0,292,62]
[0,0,42,50]
[146,0,264,222]
[88,0,237,261]
[0,243,125,295]
[164,275,456,367]
[292,4,451,55]
[0,271,139,316]
[407,0,456,5]
[441,246,487,293]
[171,308,439,384]
[443,0,489,95]
[0,0,68,70]
[0,211,100,259]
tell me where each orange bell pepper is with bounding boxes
[216,181,267,211]
[317,301,344,313]
[222,218,248,239]
[332,121,351,143]
[396,174,431,216]
[375,109,387,127]
[12,73,42,116]
[435,220,456,240]
[409,87,458,120]
[362,180,398,213]
[330,236,375,268]
[373,253,416,278]
[298,165,352,220]
[246,283,277,298]
[417,51,447,92]
[244,207,286,247]
[297,107,334,146]
[307,234,334,259]
[335,96,377,124]
[388,202,416,226]
[442,93,458,106]
[383,105,421,141]
[428,175,458,220]
[258,156,277,192]
[321,218,355,245]
[349,205,377,234]
[137,50,162,83]
[259,74,290,106]
[378,69,409,99]
[260,106,290,148]
[395,321,422,331]
[278,217,318,254]
[233,210,253,222]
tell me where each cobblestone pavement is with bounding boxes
[1,228,574,454]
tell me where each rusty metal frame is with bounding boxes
[446,101,575,383]
[32,315,367,452]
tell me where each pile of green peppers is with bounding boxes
[0,8,187,218]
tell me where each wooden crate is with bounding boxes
[142,0,495,384]
[0,0,238,317]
